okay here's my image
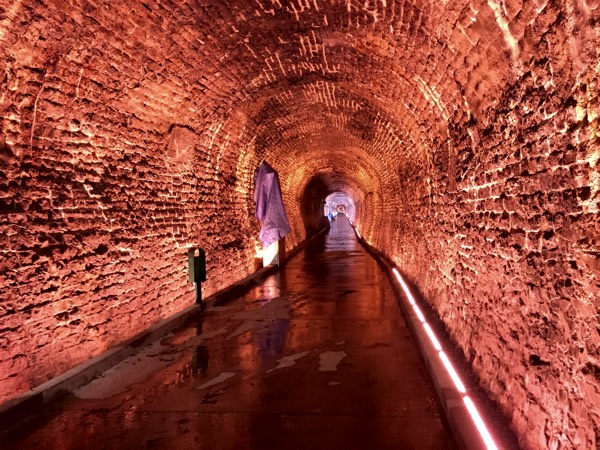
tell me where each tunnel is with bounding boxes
[0,1,599,449]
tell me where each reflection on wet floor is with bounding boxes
[4,215,455,450]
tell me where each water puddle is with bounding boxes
[233,297,291,321]
[76,340,183,399]
[227,321,257,339]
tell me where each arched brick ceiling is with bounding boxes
[150,0,592,237]
[1,1,598,449]
[6,0,584,214]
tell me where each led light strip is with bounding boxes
[392,268,498,450]
[464,396,498,450]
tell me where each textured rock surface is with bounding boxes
[0,1,598,448]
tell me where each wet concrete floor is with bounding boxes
[4,215,455,449]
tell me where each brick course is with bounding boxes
[0,1,598,448]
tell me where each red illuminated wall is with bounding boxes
[0,1,598,448]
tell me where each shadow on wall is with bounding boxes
[300,175,330,237]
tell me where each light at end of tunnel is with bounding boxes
[423,322,442,351]
[439,351,466,394]
[412,304,426,323]
[463,396,499,450]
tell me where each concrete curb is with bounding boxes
[355,234,520,450]
[0,226,329,433]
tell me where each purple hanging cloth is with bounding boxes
[254,162,291,247]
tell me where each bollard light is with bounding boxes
[188,247,207,311]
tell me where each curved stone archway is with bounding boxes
[0,1,598,448]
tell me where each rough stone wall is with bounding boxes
[380,5,600,449]
[0,1,598,449]
[398,75,600,449]
[0,0,264,403]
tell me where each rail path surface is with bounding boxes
[5,215,455,449]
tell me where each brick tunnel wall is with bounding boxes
[0,0,268,404]
[386,67,600,450]
[1,1,599,449]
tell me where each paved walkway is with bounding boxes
[5,215,455,449]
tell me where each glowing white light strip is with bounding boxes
[355,229,361,238]
[439,351,466,393]
[392,269,415,305]
[412,304,426,323]
[464,396,499,450]
[392,267,498,450]
[423,323,442,351]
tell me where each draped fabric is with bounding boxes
[254,162,291,247]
